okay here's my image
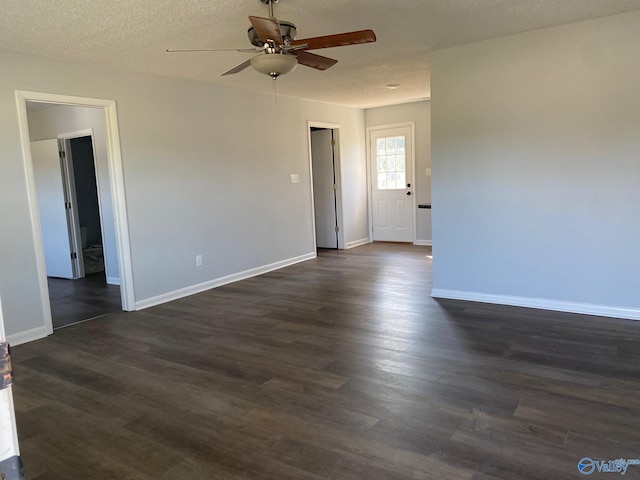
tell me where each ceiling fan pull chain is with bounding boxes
[273,76,278,103]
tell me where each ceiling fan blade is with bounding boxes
[249,16,283,46]
[293,51,337,71]
[291,29,376,51]
[222,59,252,76]
[167,48,259,53]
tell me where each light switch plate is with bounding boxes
[426,168,432,177]
[290,174,299,184]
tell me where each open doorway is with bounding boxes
[30,126,122,328]
[308,122,344,250]
[15,91,134,339]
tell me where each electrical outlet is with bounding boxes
[195,255,203,267]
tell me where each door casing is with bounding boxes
[14,90,135,339]
[307,121,345,250]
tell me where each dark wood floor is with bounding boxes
[12,243,640,479]
[47,273,121,329]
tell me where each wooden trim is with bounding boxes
[135,252,317,310]
[431,289,640,321]
[346,237,371,249]
[6,325,50,347]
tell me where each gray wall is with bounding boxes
[0,50,368,340]
[431,11,640,317]
[365,101,431,243]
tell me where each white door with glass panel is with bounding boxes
[370,126,414,242]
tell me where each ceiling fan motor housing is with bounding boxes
[248,21,297,47]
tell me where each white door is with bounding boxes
[31,139,75,279]
[311,129,338,248]
[370,126,414,242]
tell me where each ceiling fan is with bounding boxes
[167,0,376,80]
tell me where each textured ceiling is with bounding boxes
[3,0,640,108]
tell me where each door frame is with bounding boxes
[58,133,86,279]
[366,122,416,243]
[307,121,345,250]
[14,91,135,338]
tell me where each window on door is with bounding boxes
[376,135,406,190]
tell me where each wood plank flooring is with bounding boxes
[47,273,121,329]
[11,243,640,479]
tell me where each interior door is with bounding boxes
[311,129,338,248]
[370,126,414,242]
[31,139,76,279]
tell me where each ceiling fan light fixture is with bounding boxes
[250,53,297,79]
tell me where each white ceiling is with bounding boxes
[4,0,640,109]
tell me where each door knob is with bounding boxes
[406,191,412,196]
[407,183,411,188]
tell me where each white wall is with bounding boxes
[27,105,120,284]
[431,11,640,319]
[0,50,367,341]
[365,101,431,243]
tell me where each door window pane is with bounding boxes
[396,155,405,172]
[386,172,397,189]
[385,156,395,172]
[375,135,406,190]
[377,173,387,189]
[386,137,396,154]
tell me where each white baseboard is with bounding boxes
[346,238,371,249]
[431,289,640,321]
[135,252,317,310]
[7,325,51,346]
[106,276,120,286]
[414,240,432,246]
